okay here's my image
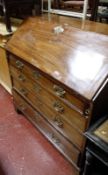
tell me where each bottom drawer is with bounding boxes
[13,90,81,173]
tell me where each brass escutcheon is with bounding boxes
[18,74,26,82]
[16,60,24,69]
[53,115,63,128]
[53,101,64,113]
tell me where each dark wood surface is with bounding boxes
[6,15,108,175]
[8,52,85,174]
[85,116,108,154]
[13,90,81,173]
[91,0,108,21]
[83,116,108,175]
[6,16,108,101]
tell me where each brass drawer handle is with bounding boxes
[16,60,24,69]
[53,101,64,113]
[18,74,26,82]
[34,84,41,93]
[53,85,66,98]
[50,133,60,144]
[53,116,63,128]
[33,70,41,80]
[20,88,28,96]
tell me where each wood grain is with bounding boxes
[7,15,108,174]
[13,89,81,173]
[6,16,108,100]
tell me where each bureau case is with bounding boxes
[6,16,108,175]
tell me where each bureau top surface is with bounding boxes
[6,16,108,101]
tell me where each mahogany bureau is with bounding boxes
[6,16,108,175]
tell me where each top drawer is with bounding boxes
[9,54,88,114]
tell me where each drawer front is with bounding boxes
[9,54,86,114]
[12,78,43,111]
[32,100,85,151]
[12,78,86,150]
[10,65,87,133]
[13,90,81,170]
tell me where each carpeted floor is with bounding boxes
[0,84,75,175]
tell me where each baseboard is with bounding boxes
[0,80,12,94]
